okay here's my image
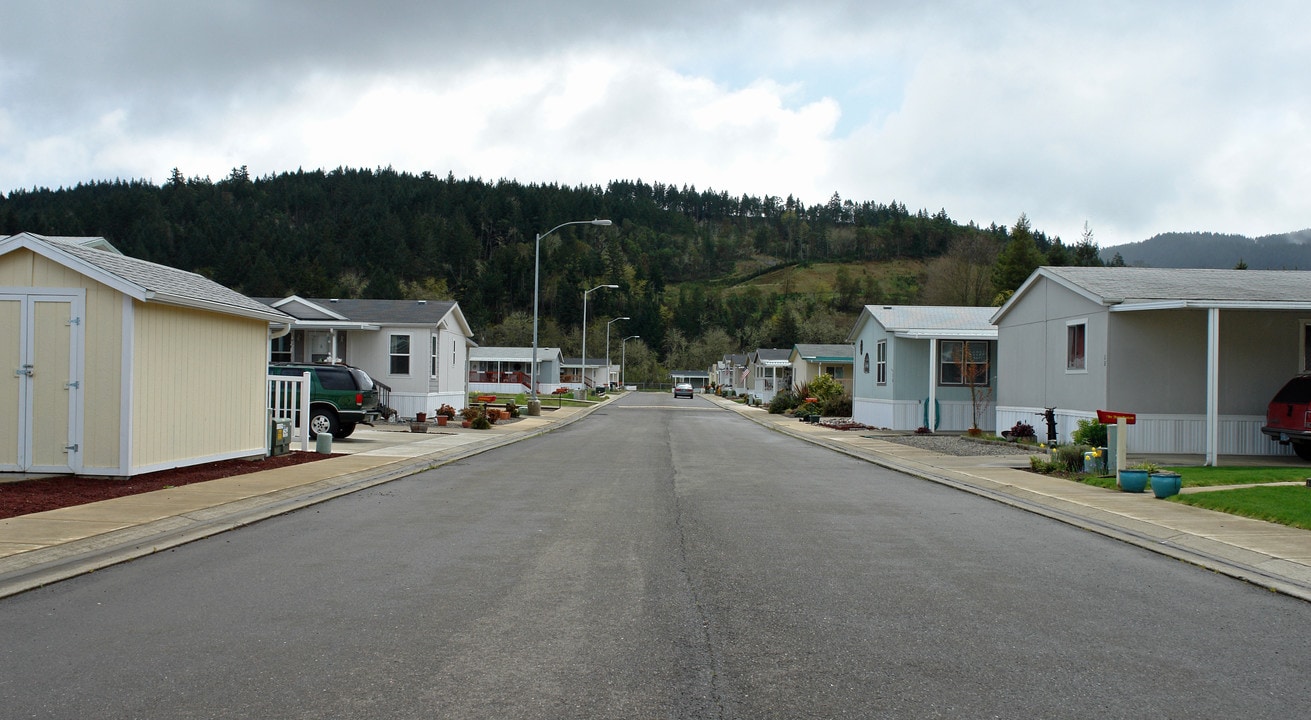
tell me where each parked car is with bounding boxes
[673,383,694,399]
[1261,374,1311,460]
[269,362,380,439]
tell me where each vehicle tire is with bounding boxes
[1293,442,1311,461]
[333,422,356,439]
[308,407,339,439]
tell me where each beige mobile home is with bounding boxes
[1,233,291,477]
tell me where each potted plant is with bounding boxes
[1118,462,1155,493]
[460,405,480,428]
[1150,468,1183,498]
[436,404,457,427]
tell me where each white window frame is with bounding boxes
[876,340,887,385]
[939,339,990,386]
[389,333,412,376]
[1066,320,1088,373]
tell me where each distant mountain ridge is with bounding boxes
[1106,229,1311,269]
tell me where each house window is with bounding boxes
[876,341,887,385]
[939,340,989,385]
[863,353,870,374]
[1301,321,1311,372]
[390,334,411,375]
[431,336,439,378]
[270,334,291,363]
[826,365,844,380]
[1067,322,1087,371]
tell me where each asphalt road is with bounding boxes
[3,392,1311,719]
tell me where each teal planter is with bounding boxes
[1150,472,1182,498]
[1118,469,1149,493]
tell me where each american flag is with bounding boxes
[740,366,750,383]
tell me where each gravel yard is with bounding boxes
[874,433,1039,457]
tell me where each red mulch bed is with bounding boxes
[0,452,338,520]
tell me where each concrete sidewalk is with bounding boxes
[710,394,1311,602]
[5,393,1311,604]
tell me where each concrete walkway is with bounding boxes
[4,394,1311,604]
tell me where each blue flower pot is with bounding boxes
[1118,469,1149,493]
[1150,472,1182,498]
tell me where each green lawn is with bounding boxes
[1068,465,1309,491]
[1159,465,1311,487]
[1173,486,1311,531]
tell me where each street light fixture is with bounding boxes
[581,284,618,399]
[621,335,640,390]
[605,316,630,391]
[530,219,613,416]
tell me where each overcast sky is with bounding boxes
[2,1,1307,247]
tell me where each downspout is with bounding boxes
[268,323,290,360]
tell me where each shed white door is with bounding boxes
[0,294,82,473]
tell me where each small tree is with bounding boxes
[951,341,993,433]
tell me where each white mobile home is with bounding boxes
[992,266,1311,463]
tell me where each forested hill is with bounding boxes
[0,166,1078,373]
[1108,230,1311,269]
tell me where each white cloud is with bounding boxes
[2,1,1308,247]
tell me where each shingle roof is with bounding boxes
[286,297,459,324]
[2,233,288,323]
[793,344,854,361]
[1042,266,1311,305]
[993,266,1311,324]
[864,305,997,338]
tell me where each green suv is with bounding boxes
[269,362,380,439]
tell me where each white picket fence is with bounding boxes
[268,372,311,452]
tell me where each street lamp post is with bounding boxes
[605,316,630,390]
[580,284,618,399]
[621,335,640,390]
[530,219,612,416]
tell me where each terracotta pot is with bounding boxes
[461,420,471,428]
[415,412,427,423]
[436,415,448,426]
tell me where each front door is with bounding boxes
[0,293,82,473]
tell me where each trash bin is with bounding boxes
[315,431,332,454]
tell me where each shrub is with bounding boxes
[1072,418,1107,447]
[471,413,492,430]
[795,401,821,416]
[1029,455,1062,473]
[820,394,852,417]
[807,374,844,404]
[460,405,481,421]
[437,404,457,419]
[1009,421,1036,439]
[1053,444,1090,472]
[768,391,800,414]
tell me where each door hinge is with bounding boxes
[64,444,79,453]
[66,380,80,389]
[66,316,81,326]
[15,364,33,377]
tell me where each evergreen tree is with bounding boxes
[991,214,1045,293]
